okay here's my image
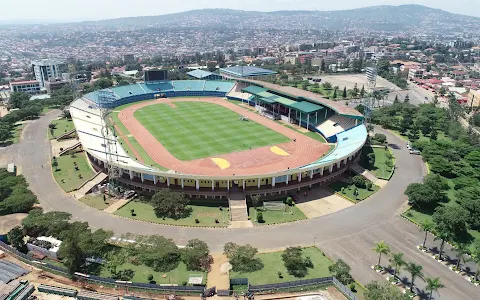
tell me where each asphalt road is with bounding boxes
[1,110,478,299]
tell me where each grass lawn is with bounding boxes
[249,205,306,225]
[7,123,26,144]
[328,180,379,202]
[115,200,230,227]
[230,247,333,285]
[48,118,75,139]
[133,102,290,160]
[52,152,96,192]
[79,194,116,210]
[100,261,205,285]
[360,147,394,180]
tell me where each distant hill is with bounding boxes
[75,5,479,33]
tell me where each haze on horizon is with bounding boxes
[1,0,479,23]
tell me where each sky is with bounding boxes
[0,0,479,22]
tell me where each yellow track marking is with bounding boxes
[270,146,289,156]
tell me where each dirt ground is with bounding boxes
[315,74,398,90]
[295,188,353,219]
[207,254,230,289]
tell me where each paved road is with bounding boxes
[1,111,478,299]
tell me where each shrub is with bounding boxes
[349,283,356,292]
[341,187,346,194]
[278,271,283,278]
[257,212,264,223]
[147,274,154,281]
[352,175,367,189]
[366,181,373,191]
[195,218,200,224]
[215,219,219,223]
[286,197,293,206]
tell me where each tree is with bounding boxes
[352,175,367,189]
[320,60,326,72]
[9,92,30,109]
[367,152,375,167]
[455,186,480,229]
[328,259,353,285]
[405,262,423,292]
[0,126,12,143]
[223,242,263,273]
[404,94,410,103]
[360,85,365,98]
[22,209,71,237]
[404,183,441,210]
[420,220,434,249]
[394,94,399,104]
[321,82,332,90]
[52,160,59,172]
[342,86,347,98]
[256,211,264,223]
[151,189,190,219]
[430,129,438,140]
[451,243,470,271]
[7,226,25,251]
[389,252,405,278]
[432,205,470,254]
[425,277,445,300]
[114,269,135,281]
[105,249,128,276]
[471,240,480,282]
[332,88,337,99]
[365,280,409,300]
[58,235,86,275]
[251,194,261,220]
[281,247,313,278]
[134,235,180,272]
[181,239,212,271]
[373,241,390,267]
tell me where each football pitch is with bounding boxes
[133,102,290,161]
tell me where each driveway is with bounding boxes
[2,110,478,299]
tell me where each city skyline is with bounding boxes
[1,0,479,23]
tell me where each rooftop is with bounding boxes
[187,69,217,79]
[241,79,363,117]
[9,80,39,85]
[220,66,277,78]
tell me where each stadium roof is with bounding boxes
[289,101,324,114]
[187,69,217,79]
[242,85,268,94]
[220,66,277,78]
[240,79,363,118]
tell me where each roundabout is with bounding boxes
[9,110,479,299]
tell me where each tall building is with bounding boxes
[123,54,135,64]
[31,59,66,88]
[9,80,41,94]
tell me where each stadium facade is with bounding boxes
[70,79,367,197]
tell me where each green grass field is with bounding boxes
[229,247,333,285]
[115,200,230,227]
[100,261,205,285]
[134,102,290,160]
[52,152,96,192]
[79,194,115,210]
[328,180,379,202]
[7,123,26,144]
[111,112,167,171]
[48,118,75,139]
[249,205,306,225]
[360,147,395,180]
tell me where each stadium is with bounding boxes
[69,67,367,202]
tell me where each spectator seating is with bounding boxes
[316,114,358,138]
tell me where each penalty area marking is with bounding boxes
[270,146,290,156]
[211,158,230,170]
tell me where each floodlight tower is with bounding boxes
[97,90,120,195]
[362,66,378,127]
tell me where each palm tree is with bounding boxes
[425,277,445,300]
[389,252,406,278]
[373,241,390,267]
[452,243,470,271]
[405,262,423,292]
[434,231,450,261]
[420,220,434,249]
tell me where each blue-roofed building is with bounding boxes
[219,66,277,80]
[187,69,222,80]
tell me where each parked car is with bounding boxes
[409,149,421,155]
[406,142,412,150]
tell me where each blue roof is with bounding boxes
[187,69,217,79]
[220,66,277,78]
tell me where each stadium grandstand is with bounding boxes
[187,69,223,80]
[70,78,366,198]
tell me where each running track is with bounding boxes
[117,98,330,176]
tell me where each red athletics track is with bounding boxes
[117,98,331,176]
